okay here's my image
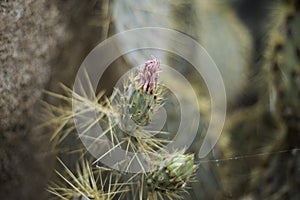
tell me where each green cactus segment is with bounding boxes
[121,56,161,127]
[146,153,197,192]
[128,88,157,126]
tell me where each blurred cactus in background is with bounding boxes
[219,0,300,199]
[250,0,300,199]
[169,0,253,106]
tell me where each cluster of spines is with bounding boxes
[146,153,197,194]
[48,158,127,200]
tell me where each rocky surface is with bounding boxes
[0,0,64,131]
[0,1,64,199]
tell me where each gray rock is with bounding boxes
[0,0,63,131]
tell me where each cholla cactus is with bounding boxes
[45,56,197,199]
[107,56,166,157]
[146,152,197,196]
[118,56,162,128]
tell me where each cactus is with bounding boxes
[165,0,253,104]
[45,56,197,199]
[146,152,197,194]
[43,1,254,199]
[42,1,300,199]
[108,57,167,157]
[120,56,162,127]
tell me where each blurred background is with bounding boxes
[1,0,299,199]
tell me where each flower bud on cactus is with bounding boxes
[126,56,161,126]
[146,153,197,192]
[136,56,160,93]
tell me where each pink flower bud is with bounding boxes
[136,56,160,93]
